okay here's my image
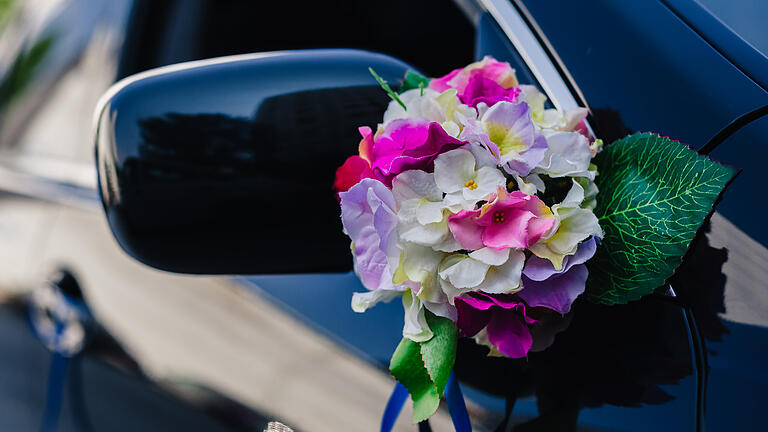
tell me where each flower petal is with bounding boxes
[476,250,525,294]
[392,169,442,205]
[351,289,402,313]
[486,309,533,358]
[402,289,433,342]
[455,296,492,337]
[519,264,589,314]
[523,237,597,281]
[434,148,477,194]
[468,247,509,266]
[448,209,485,250]
[438,254,489,289]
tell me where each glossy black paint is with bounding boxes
[244,273,699,431]
[96,49,414,274]
[5,0,764,430]
[519,0,768,147]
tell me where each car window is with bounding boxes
[118,0,476,79]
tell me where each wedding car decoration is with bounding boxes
[333,57,737,424]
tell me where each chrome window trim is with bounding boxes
[478,0,587,113]
[0,156,99,211]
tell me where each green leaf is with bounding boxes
[368,67,407,111]
[389,337,440,422]
[389,311,457,423]
[420,312,457,397]
[586,133,738,304]
[399,70,430,94]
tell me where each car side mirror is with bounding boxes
[94,49,415,274]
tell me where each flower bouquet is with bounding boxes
[333,57,737,424]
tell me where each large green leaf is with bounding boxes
[586,133,738,304]
[389,311,457,423]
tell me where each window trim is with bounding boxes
[478,0,590,114]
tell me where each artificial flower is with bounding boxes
[367,119,466,186]
[528,180,603,269]
[340,178,401,292]
[519,237,597,314]
[534,130,594,179]
[448,188,555,250]
[391,169,455,248]
[460,75,521,108]
[429,56,518,97]
[333,155,372,199]
[402,288,433,342]
[460,101,548,176]
[438,248,526,299]
[434,148,506,211]
[392,242,455,322]
[519,85,564,129]
[382,88,476,137]
[455,292,535,358]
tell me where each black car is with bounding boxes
[0,0,766,430]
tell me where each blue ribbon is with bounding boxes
[444,372,471,432]
[381,371,471,432]
[41,352,69,432]
[381,382,409,432]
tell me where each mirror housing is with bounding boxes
[95,49,415,274]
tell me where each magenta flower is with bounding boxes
[455,292,535,358]
[460,75,521,108]
[448,189,555,250]
[367,119,465,187]
[429,56,518,96]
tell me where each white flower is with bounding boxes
[382,88,476,138]
[392,170,457,250]
[510,172,544,195]
[434,149,506,211]
[402,288,433,342]
[519,85,564,129]
[534,131,594,179]
[529,179,603,269]
[438,248,526,302]
[392,243,457,334]
[351,289,401,313]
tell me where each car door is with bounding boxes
[0,0,722,431]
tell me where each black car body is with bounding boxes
[0,0,766,430]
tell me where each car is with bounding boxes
[0,0,766,430]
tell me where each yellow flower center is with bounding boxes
[464,179,478,190]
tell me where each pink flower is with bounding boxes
[368,119,465,187]
[333,156,372,200]
[429,56,518,101]
[448,189,555,250]
[333,127,376,198]
[460,75,521,108]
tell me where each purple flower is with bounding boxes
[518,237,597,314]
[339,178,398,292]
[455,292,536,358]
[460,101,548,176]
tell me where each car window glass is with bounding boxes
[118,0,476,79]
